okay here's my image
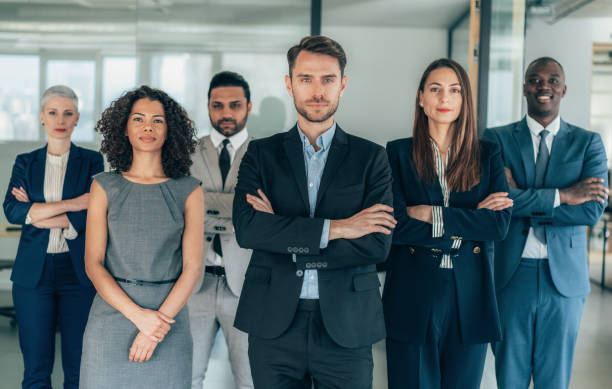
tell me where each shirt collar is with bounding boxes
[296,122,336,152]
[210,127,249,150]
[526,114,560,138]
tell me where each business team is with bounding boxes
[3,35,607,389]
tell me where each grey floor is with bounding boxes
[0,286,611,389]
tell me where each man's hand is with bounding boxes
[477,192,513,211]
[11,186,30,203]
[246,189,275,214]
[329,204,396,240]
[559,177,609,205]
[406,205,433,224]
[504,167,517,189]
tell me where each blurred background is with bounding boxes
[0,1,612,388]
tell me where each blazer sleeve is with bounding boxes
[545,132,608,226]
[482,128,556,218]
[233,141,326,255]
[296,146,394,270]
[3,154,34,225]
[65,152,104,234]
[386,141,454,249]
[440,142,512,241]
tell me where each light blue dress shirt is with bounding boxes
[297,123,335,299]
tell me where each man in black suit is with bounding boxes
[232,35,396,389]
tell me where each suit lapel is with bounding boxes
[545,120,572,186]
[201,137,224,191]
[283,127,310,214]
[316,126,348,209]
[513,118,536,187]
[31,146,47,202]
[62,143,81,199]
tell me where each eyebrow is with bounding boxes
[295,73,338,78]
[212,100,242,104]
[428,82,461,86]
[131,112,165,118]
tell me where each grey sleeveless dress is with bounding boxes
[80,172,200,389]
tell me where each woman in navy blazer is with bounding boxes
[3,85,104,389]
[383,59,512,389]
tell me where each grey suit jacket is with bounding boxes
[483,118,608,297]
[190,134,253,296]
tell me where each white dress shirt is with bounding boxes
[521,115,562,259]
[206,128,249,267]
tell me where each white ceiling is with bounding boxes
[567,0,612,18]
[323,0,469,28]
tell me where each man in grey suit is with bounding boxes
[483,57,608,389]
[188,71,254,389]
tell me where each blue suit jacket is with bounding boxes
[3,143,104,288]
[382,138,510,345]
[482,118,608,297]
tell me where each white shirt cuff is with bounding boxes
[432,206,444,238]
[553,189,561,208]
[25,212,32,225]
[63,222,78,240]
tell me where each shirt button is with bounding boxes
[309,182,314,187]
[310,275,315,280]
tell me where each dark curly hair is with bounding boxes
[96,85,197,178]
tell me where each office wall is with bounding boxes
[322,26,449,146]
[524,16,612,129]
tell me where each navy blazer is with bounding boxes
[483,118,608,297]
[383,138,510,345]
[3,143,104,288]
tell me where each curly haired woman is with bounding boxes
[79,86,204,388]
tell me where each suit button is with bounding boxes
[322,262,327,268]
[473,246,481,254]
[206,236,212,242]
[409,247,415,254]
[298,248,304,254]
[296,270,304,277]
[304,247,309,253]
[316,263,322,269]
[305,263,312,269]
[288,247,293,253]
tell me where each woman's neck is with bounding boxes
[126,150,166,180]
[46,137,71,156]
[428,120,453,155]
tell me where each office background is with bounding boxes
[1,0,612,388]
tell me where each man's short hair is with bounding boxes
[287,35,347,77]
[208,71,251,103]
[525,56,565,77]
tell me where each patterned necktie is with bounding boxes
[213,139,231,257]
[533,129,550,243]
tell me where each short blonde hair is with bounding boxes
[41,85,79,112]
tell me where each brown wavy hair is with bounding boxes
[412,58,480,192]
[96,85,197,178]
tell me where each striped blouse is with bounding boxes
[431,143,461,269]
[25,151,77,253]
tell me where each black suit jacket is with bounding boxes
[233,125,392,348]
[383,138,510,345]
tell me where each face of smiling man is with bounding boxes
[523,59,567,127]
